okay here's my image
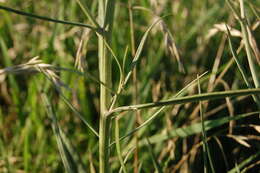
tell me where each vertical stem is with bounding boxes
[98,0,115,173]
[239,0,260,88]
[128,1,140,172]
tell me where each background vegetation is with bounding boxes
[0,0,259,172]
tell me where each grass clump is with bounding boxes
[0,0,259,172]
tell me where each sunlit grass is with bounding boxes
[0,0,259,172]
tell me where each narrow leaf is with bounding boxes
[75,0,100,28]
[123,17,162,86]
[110,88,260,114]
[228,151,260,173]
[139,111,259,146]
[115,117,127,173]
[42,94,85,173]
[146,138,163,173]
[0,5,98,31]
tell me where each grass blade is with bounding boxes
[226,24,260,107]
[75,0,100,28]
[110,88,260,114]
[0,5,98,31]
[198,75,215,173]
[42,94,78,173]
[59,92,99,137]
[123,17,161,86]
[138,111,259,146]
[109,72,208,146]
[145,138,163,173]
[115,117,127,173]
[119,148,135,173]
[228,151,260,173]
[198,76,208,173]
[238,0,260,88]
[227,0,260,88]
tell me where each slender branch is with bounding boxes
[75,0,101,28]
[98,0,115,173]
[108,88,260,116]
[0,5,101,32]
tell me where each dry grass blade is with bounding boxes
[226,135,251,148]
[246,25,260,65]
[89,154,96,173]
[0,56,51,75]
[0,56,68,90]
[251,125,260,133]
[206,23,242,39]
[159,18,185,73]
[75,29,91,72]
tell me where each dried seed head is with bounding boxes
[206,23,242,39]
[75,29,91,72]
[0,56,68,90]
[159,18,185,73]
[0,56,52,75]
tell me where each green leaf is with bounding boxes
[42,93,86,173]
[138,111,259,147]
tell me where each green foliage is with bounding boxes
[0,0,259,172]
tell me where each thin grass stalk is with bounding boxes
[108,88,260,115]
[119,148,135,173]
[75,0,100,28]
[228,151,260,173]
[238,0,260,88]
[198,76,215,173]
[115,117,127,173]
[128,1,140,172]
[146,138,163,173]
[226,25,260,108]
[213,137,229,171]
[109,72,208,147]
[98,0,115,173]
[0,5,98,31]
[198,76,208,173]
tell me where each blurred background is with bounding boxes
[0,0,259,172]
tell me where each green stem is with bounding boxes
[108,88,260,115]
[0,5,98,31]
[98,0,115,173]
[239,0,260,88]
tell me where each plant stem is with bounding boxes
[0,5,98,31]
[239,0,260,88]
[108,88,260,115]
[98,0,115,173]
[128,1,140,172]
